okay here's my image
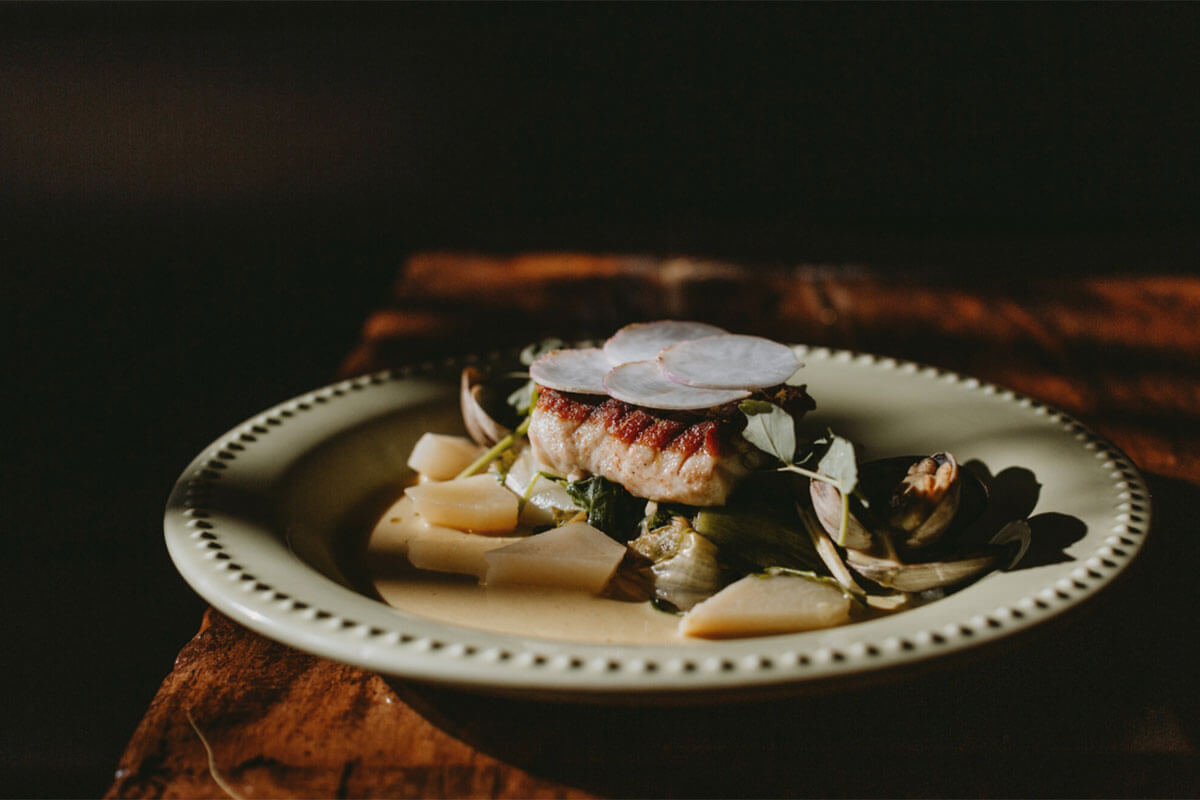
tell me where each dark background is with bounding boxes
[3,3,1198,796]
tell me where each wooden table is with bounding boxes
[109,254,1200,798]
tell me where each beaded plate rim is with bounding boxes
[164,345,1152,700]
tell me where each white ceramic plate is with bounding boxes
[165,347,1151,701]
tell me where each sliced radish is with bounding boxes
[603,361,750,410]
[528,348,611,394]
[658,334,801,389]
[602,320,726,365]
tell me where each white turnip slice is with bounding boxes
[407,524,526,580]
[528,348,611,394]
[603,360,750,410]
[602,320,727,365]
[658,334,801,389]
[680,572,853,638]
[483,521,627,593]
[406,432,486,481]
[370,496,522,578]
[405,473,520,533]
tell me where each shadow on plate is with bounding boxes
[962,461,1086,569]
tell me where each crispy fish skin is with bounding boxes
[527,388,766,506]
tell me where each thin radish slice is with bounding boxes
[602,320,726,365]
[529,348,611,394]
[659,334,801,389]
[603,361,750,410]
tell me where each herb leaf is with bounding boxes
[505,339,562,415]
[506,380,537,415]
[455,413,533,479]
[692,506,825,575]
[520,338,564,366]
[738,400,797,463]
[817,435,858,494]
[560,475,644,542]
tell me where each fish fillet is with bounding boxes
[527,386,813,506]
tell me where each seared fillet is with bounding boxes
[527,386,812,506]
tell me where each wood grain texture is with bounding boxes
[107,609,595,800]
[110,254,1200,798]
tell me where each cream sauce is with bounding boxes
[365,496,688,645]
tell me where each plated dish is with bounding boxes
[379,322,1032,642]
[164,342,1151,700]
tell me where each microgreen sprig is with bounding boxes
[738,400,860,546]
[457,385,540,480]
[506,338,564,416]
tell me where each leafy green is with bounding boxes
[692,507,826,575]
[506,380,537,416]
[780,435,859,496]
[560,475,644,542]
[520,338,565,366]
[816,435,858,494]
[809,435,860,546]
[640,501,672,533]
[736,402,862,548]
[738,401,859,495]
[738,399,797,463]
[504,338,563,416]
[456,399,535,480]
[489,447,521,484]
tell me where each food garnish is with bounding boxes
[387,320,1030,639]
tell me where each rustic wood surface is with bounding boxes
[109,254,1200,798]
